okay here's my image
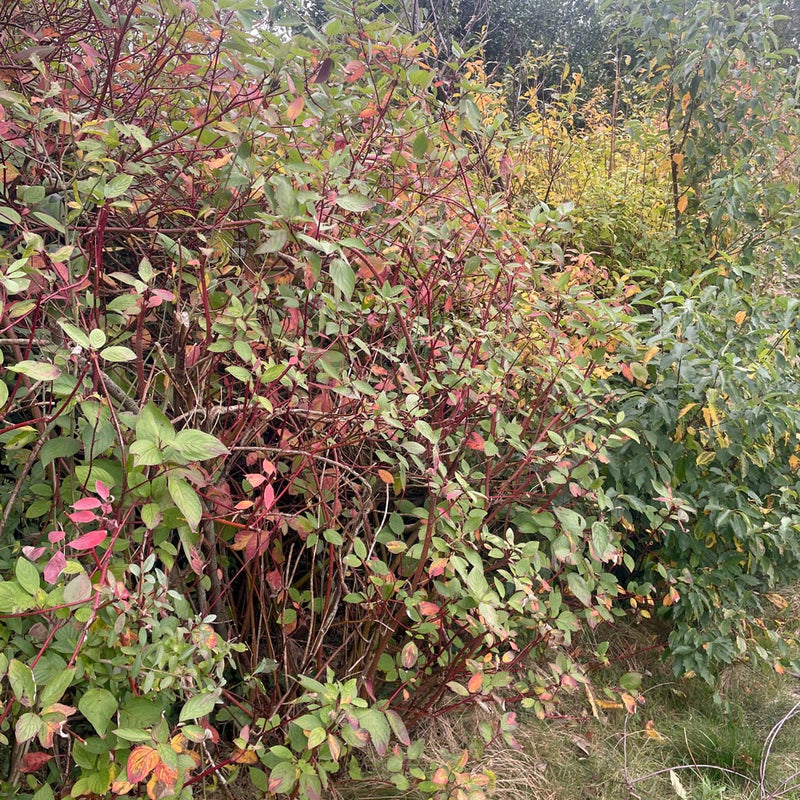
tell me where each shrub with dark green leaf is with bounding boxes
[602,270,800,681]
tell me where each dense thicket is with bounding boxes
[0,0,798,798]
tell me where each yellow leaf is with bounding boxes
[672,152,685,166]
[596,699,624,710]
[765,593,788,610]
[677,195,689,214]
[643,345,660,365]
[644,720,666,742]
[789,454,800,472]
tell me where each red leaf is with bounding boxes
[127,746,159,783]
[19,752,52,773]
[69,529,107,550]
[44,551,66,583]
[265,569,283,593]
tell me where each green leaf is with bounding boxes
[0,206,21,225]
[58,321,91,348]
[359,709,390,756]
[39,437,81,467]
[168,477,203,530]
[88,329,107,349]
[466,566,490,601]
[129,439,163,467]
[173,430,229,461]
[567,573,592,607]
[268,761,297,794]
[31,212,65,233]
[100,346,137,363]
[7,360,61,381]
[0,582,35,614]
[15,712,42,743]
[40,668,76,707]
[136,402,175,444]
[555,507,586,536]
[329,258,355,300]
[306,727,327,749]
[113,728,153,742]
[8,659,36,705]
[79,688,118,737]
[413,132,429,159]
[335,193,374,212]
[179,692,218,722]
[104,174,134,198]
[15,559,39,595]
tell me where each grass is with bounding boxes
[344,614,800,800]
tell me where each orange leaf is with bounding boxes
[620,692,638,714]
[677,194,689,214]
[432,767,449,786]
[344,60,367,83]
[377,469,394,485]
[466,432,485,451]
[734,310,747,325]
[467,673,484,694]
[418,601,440,616]
[287,96,304,122]
[154,761,178,786]
[359,105,377,120]
[620,363,634,383]
[231,748,258,764]
[127,746,159,783]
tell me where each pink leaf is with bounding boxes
[48,530,65,544]
[44,551,66,583]
[72,497,101,511]
[245,473,267,488]
[69,529,107,550]
[22,546,46,561]
[262,484,275,512]
[68,510,97,524]
[95,481,111,500]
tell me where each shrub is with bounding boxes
[601,270,800,681]
[0,0,633,796]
